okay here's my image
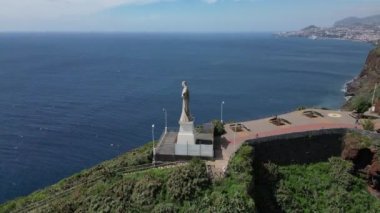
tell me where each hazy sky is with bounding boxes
[0,0,379,32]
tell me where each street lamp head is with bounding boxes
[162,108,166,112]
[222,101,225,105]
[152,124,155,128]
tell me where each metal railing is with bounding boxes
[155,127,178,149]
[156,131,167,150]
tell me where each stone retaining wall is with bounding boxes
[247,128,348,165]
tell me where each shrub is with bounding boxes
[212,120,226,136]
[228,145,253,175]
[208,192,256,213]
[343,131,373,150]
[262,162,280,183]
[47,201,78,213]
[324,186,352,212]
[296,106,306,111]
[111,180,135,203]
[131,175,162,206]
[362,119,375,131]
[152,203,179,213]
[275,158,380,212]
[328,157,355,190]
[353,97,371,113]
[166,159,209,202]
[204,145,256,212]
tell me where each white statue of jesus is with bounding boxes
[180,81,192,122]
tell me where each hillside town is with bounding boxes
[278,20,380,44]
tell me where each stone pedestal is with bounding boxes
[177,121,196,145]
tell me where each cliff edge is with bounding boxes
[343,46,380,109]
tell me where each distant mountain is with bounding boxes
[302,25,320,30]
[301,25,320,31]
[334,14,380,27]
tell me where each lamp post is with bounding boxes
[163,108,167,133]
[221,101,225,123]
[152,124,155,166]
[233,122,237,153]
[371,83,378,112]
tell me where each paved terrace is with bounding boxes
[209,108,379,174]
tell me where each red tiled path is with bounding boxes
[207,109,376,174]
[230,123,355,143]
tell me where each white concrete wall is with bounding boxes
[175,144,213,157]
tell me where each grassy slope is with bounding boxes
[254,131,380,212]
[0,144,255,213]
[0,143,154,212]
[276,158,380,212]
[274,131,380,212]
[3,131,378,212]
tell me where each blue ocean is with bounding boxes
[0,33,372,203]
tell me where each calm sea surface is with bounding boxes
[0,33,372,202]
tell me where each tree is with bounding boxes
[212,120,226,136]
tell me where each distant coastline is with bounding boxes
[276,14,380,45]
[277,14,380,108]
[276,26,379,45]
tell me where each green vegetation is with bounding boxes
[212,119,226,136]
[171,145,255,212]
[209,145,255,212]
[344,77,380,113]
[0,144,255,213]
[375,46,380,57]
[275,158,380,212]
[3,131,380,213]
[353,96,372,113]
[254,161,282,212]
[166,159,210,202]
[362,119,375,131]
[254,131,380,212]
[296,106,306,111]
[0,142,154,212]
[347,88,380,112]
[344,131,373,149]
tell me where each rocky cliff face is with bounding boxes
[341,132,380,193]
[343,46,380,109]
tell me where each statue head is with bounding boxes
[182,81,187,88]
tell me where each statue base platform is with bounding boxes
[177,121,196,145]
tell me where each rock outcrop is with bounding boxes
[341,133,380,192]
[343,46,380,109]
